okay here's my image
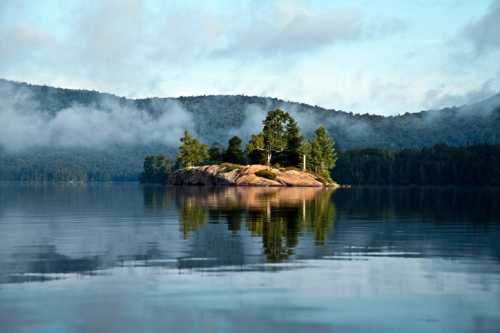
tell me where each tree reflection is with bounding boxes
[142,185,174,209]
[142,187,337,262]
[178,198,208,239]
[301,190,337,245]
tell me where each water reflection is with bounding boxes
[2,184,500,332]
[143,187,337,261]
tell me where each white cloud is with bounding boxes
[1,0,498,117]
[462,0,500,55]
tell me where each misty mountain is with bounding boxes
[1,79,499,181]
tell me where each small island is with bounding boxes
[141,108,339,187]
[169,164,337,187]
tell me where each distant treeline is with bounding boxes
[2,144,499,186]
[0,145,174,182]
[334,144,500,186]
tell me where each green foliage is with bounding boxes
[247,109,304,167]
[282,117,303,167]
[220,162,241,171]
[262,109,291,164]
[0,145,175,182]
[208,143,224,164]
[334,144,500,186]
[3,79,499,184]
[176,130,209,168]
[255,169,277,180]
[224,136,247,165]
[246,133,267,164]
[140,155,172,183]
[308,126,337,180]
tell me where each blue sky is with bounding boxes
[1,0,499,115]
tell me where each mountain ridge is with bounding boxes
[4,77,499,117]
[1,78,499,181]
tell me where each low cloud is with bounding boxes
[0,84,194,151]
[0,1,409,98]
[423,78,500,110]
[228,101,374,148]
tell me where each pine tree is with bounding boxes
[309,126,337,179]
[224,136,247,164]
[283,117,303,167]
[208,142,224,164]
[176,130,209,168]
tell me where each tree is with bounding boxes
[262,109,291,165]
[176,130,209,168]
[309,126,337,179]
[208,142,224,164]
[224,136,247,164]
[247,109,298,166]
[283,117,303,167]
[246,133,267,164]
[140,155,172,183]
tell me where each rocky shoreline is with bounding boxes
[168,164,338,187]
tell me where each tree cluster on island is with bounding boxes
[141,109,338,183]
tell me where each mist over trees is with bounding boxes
[2,79,499,152]
[1,79,500,183]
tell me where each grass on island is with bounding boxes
[220,162,242,172]
[255,169,277,180]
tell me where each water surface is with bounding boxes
[1,183,500,332]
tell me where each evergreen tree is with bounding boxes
[176,130,209,168]
[283,117,303,167]
[208,142,224,164]
[224,136,247,164]
[309,126,337,179]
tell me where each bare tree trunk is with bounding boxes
[266,153,272,166]
[302,154,306,171]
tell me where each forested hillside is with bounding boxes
[1,79,499,181]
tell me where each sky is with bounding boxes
[1,0,500,115]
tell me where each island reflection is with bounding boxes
[143,186,337,262]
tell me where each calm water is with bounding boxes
[1,183,500,333]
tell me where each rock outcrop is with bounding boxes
[168,164,338,187]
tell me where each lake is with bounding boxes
[1,183,500,332]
